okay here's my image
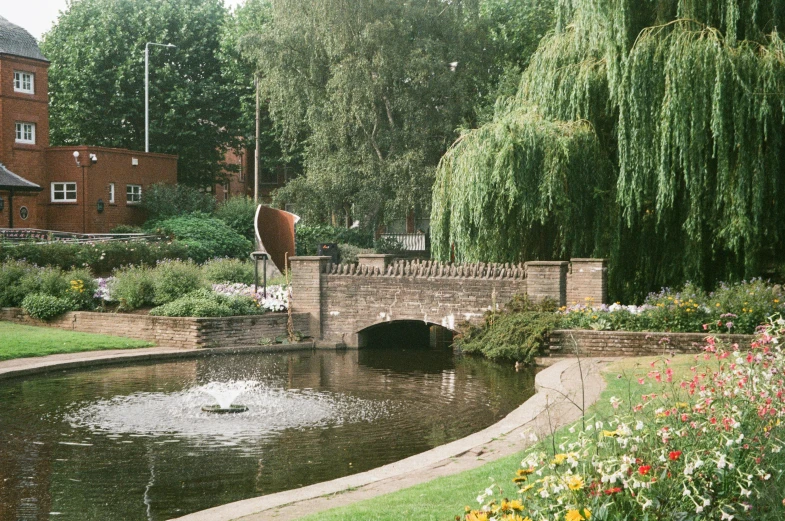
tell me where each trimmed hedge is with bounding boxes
[151,213,253,263]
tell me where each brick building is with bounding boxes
[213,145,294,204]
[0,16,177,233]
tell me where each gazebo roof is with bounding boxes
[0,163,42,192]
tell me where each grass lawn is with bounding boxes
[0,322,153,361]
[296,354,698,521]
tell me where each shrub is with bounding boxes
[0,260,36,307]
[336,243,374,264]
[152,259,205,305]
[457,311,562,363]
[374,236,406,254]
[295,224,373,256]
[203,258,255,284]
[214,197,257,241]
[64,268,98,310]
[110,265,156,310]
[19,266,70,299]
[110,224,143,233]
[141,183,215,221]
[149,288,264,317]
[151,213,253,262]
[21,293,75,320]
[0,240,191,274]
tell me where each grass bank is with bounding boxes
[0,322,153,361]
[295,354,697,521]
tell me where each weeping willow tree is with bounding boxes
[432,0,785,302]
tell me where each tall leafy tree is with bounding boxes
[41,0,240,186]
[432,0,785,302]
[241,0,503,227]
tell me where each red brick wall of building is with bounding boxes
[0,54,50,229]
[44,147,177,233]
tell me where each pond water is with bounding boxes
[0,347,535,520]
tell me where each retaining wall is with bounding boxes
[0,308,309,349]
[548,329,754,357]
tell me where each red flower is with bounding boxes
[604,487,623,495]
[638,465,652,475]
[669,451,682,461]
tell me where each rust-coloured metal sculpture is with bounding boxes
[254,205,300,273]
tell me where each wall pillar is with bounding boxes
[524,261,568,306]
[357,254,394,273]
[566,258,608,306]
[290,256,329,339]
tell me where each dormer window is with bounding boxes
[13,71,34,94]
[15,122,36,144]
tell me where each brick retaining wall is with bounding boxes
[548,329,754,357]
[0,308,309,349]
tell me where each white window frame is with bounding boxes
[109,183,115,204]
[13,71,34,94]
[15,122,36,144]
[126,184,142,204]
[51,182,77,203]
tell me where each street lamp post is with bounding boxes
[145,42,176,153]
[74,151,98,234]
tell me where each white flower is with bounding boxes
[717,454,727,469]
[683,488,691,497]
[635,420,644,431]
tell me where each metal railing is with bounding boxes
[0,228,159,244]
[379,233,428,251]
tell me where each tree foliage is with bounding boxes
[242,0,547,228]
[433,0,785,302]
[41,0,241,186]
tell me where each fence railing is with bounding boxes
[379,233,428,251]
[0,228,159,244]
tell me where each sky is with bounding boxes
[2,0,245,40]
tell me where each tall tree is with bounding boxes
[432,0,785,302]
[241,0,504,227]
[41,0,240,186]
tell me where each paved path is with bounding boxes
[171,356,613,521]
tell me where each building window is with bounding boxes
[109,183,115,204]
[19,206,29,220]
[15,122,36,144]
[13,71,34,94]
[126,184,142,204]
[51,182,77,202]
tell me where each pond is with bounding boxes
[0,347,536,520]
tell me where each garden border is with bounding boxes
[0,307,310,349]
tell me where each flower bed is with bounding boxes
[464,319,785,521]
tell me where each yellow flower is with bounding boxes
[517,468,535,476]
[466,512,489,521]
[716,302,721,307]
[602,429,620,438]
[509,499,524,511]
[584,508,592,519]
[552,453,568,465]
[565,509,585,521]
[519,484,535,493]
[566,475,585,490]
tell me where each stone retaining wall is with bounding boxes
[0,308,309,350]
[548,329,754,357]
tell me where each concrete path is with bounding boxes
[170,356,613,521]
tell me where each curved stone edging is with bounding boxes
[169,356,612,521]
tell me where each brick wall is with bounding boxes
[548,329,754,357]
[0,54,50,229]
[43,146,177,233]
[525,261,568,306]
[566,259,608,306]
[1,308,309,349]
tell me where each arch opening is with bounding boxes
[357,320,455,349]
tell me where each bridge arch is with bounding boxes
[357,320,456,349]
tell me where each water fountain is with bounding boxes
[199,381,253,413]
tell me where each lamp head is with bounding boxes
[73,151,80,158]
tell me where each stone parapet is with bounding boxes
[525,261,569,306]
[290,256,331,339]
[566,259,608,306]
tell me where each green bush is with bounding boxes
[0,260,36,307]
[141,183,216,221]
[295,224,373,256]
[110,265,156,310]
[21,293,75,320]
[203,258,255,284]
[149,288,264,317]
[109,224,143,233]
[19,266,71,299]
[151,213,253,262]
[336,243,374,264]
[457,311,562,363]
[152,259,205,305]
[64,268,98,310]
[215,197,257,241]
[0,240,191,274]
[374,236,406,254]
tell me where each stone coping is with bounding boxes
[0,343,316,382]
[169,356,612,521]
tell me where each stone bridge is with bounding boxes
[290,255,607,347]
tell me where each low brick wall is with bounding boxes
[548,329,754,357]
[0,308,310,350]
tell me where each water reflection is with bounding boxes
[0,347,534,521]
